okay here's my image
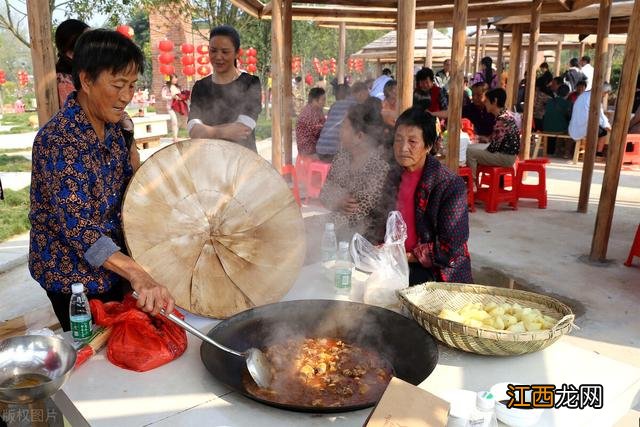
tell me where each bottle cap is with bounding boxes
[325,222,335,231]
[71,283,85,294]
[476,391,495,411]
[338,241,349,250]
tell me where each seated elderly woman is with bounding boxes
[390,107,472,284]
[319,102,392,243]
[29,29,175,331]
[466,88,520,181]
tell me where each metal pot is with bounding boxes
[0,335,77,404]
[200,299,438,413]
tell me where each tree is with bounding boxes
[0,0,139,48]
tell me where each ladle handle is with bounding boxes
[131,292,243,357]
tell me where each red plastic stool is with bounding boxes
[516,158,548,209]
[475,165,518,213]
[457,166,475,212]
[295,154,315,189]
[280,164,301,206]
[625,224,640,267]
[306,160,332,200]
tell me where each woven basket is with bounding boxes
[398,282,575,356]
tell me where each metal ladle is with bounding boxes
[131,292,273,388]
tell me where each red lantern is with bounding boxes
[246,64,257,74]
[246,56,257,65]
[305,73,313,86]
[181,43,194,54]
[158,52,175,65]
[159,64,175,76]
[197,65,212,76]
[183,65,195,77]
[197,56,210,65]
[238,48,244,57]
[17,70,28,87]
[330,58,336,75]
[246,47,257,57]
[0,70,5,85]
[196,44,208,55]
[116,25,134,39]
[181,55,194,66]
[158,39,174,52]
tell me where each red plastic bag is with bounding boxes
[89,294,188,372]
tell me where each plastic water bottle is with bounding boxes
[69,283,92,343]
[469,391,498,427]
[334,241,352,294]
[321,222,338,267]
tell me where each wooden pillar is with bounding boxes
[474,20,481,73]
[555,41,563,75]
[397,0,416,112]
[425,21,434,67]
[579,42,586,59]
[506,25,523,110]
[447,0,469,171]
[465,45,471,76]
[337,22,346,84]
[376,59,382,76]
[27,0,58,124]
[591,0,640,260]
[496,31,505,86]
[271,0,285,171]
[603,46,615,106]
[578,0,612,213]
[520,0,542,160]
[283,0,293,166]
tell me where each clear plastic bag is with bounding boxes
[350,211,410,311]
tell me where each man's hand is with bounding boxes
[219,123,251,142]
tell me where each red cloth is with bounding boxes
[396,167,423,252]
[428,86,442,112]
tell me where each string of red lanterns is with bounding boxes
[0,70,6,85]
[17,70,28,87]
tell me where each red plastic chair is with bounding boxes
[475,165,518,213]
[516,158,548,209]
[280,164,301,206]
[457,166,475,212]
[625,224,640,267]
[306,161,332,201]
[295,154,315,190]
[622,134,640,166]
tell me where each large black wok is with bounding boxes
[200,299,439,413]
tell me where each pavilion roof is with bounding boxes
[350,28,452,63]
[230,0,611,30]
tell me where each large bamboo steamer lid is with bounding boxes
[121,139,306,318]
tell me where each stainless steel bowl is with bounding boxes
[0,335,76,404]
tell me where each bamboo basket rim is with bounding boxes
[398,282,575,343]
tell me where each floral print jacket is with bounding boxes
[487,108,521,155]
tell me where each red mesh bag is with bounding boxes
[89,294,188,372]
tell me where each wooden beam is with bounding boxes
[337,22,346,84]
[496,31,505,86]
[230,0,262,18]
[271,0,284,171]
[572,0,600,9]
[531,18,630,34]
[260,1,272,17]
[447,0,469,172]
[555,41,563,75]
[578,0,612,213]
[506,24,523,110]
[397,0,416,113]
[27,0,58,125]
[590,0,640,260]
[474,20,481,74]
[555,0,571,11]
[425,21,434,67]
[283,0,293,166]
[520,0,542,160]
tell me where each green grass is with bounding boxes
[0,148,31,155]
[0,187,31,242]
[0,112,36,135]
[0,155,31,172]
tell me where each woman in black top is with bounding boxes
[187,25,262,151]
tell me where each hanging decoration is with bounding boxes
[292,56,302,75]
[0,70,6,85]
[330,58,337,75]
[304,73,313,86]
[196,44,208,55]
[17,70,28,87]
[181,43,194,55]
[158,39,175,81]
[197,56,210,65]
[180,46,195,81]
[245,47,258,74]
[116,25,134,39]
[197,64,212,77]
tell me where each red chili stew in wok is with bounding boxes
[243,337,393,407]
